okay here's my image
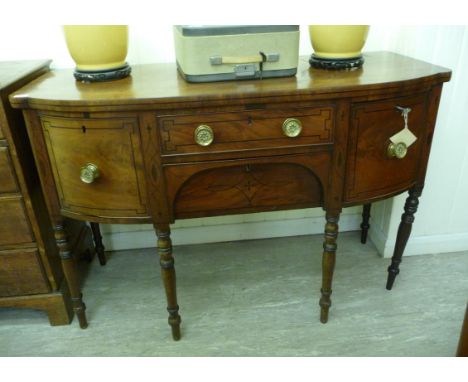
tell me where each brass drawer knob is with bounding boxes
[194,125,214,146]
[282,118,302,138]
[80,163,100,184]
[387,142,408,159]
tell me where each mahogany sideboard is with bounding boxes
[0,60,95,325]
[10,52,451,340]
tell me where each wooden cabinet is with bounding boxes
[10,52,451,339]
[0,61,94,325]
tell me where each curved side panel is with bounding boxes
[345,94,428,203]
[40,115,149,220]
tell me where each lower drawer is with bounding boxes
[0,248,49,297]
[164,153,330,219]
[0,196,34,247]
[0,144,19,193]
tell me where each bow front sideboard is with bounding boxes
[10,52,451,340]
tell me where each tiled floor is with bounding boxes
[1,232,467,356]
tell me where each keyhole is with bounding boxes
[245,164,251,172]
[247,116,253,125]
[82,125,87,133]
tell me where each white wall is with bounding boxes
[365,26,468,257]
[1,25,467,255]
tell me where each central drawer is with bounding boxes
[163,152,330,219]
[157,105,335,156]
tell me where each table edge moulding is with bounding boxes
[9,52,452,340]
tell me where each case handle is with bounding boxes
[210,53,279,65]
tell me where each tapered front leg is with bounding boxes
[386,185,423,290]
[319,211,340,323]
[360,203,371,244]
[90,222,106,266]
[155,224,181,341]
[54,222,88,328]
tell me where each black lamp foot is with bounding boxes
[74,63,131,82]
[309,55,364,70]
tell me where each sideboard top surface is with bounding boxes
[10,52,451,111]
[0,60,51,92]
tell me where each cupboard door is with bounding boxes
[41,116,149,219]
[345,95,427,202]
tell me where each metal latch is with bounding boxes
[234,64,257,78]
[390,106,417,147]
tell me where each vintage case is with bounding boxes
[174,25,300,82]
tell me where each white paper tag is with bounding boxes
[391,106,418,147]
[390,127,417,147]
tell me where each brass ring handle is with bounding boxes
[282,118,302,138]
[80,163,100,184]
[194,125,214,146]
[387,142,408,159]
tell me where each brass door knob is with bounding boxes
[80,163,100,184]
[194,125,214,146]
[387,142,408,159]
[282,118,302,137]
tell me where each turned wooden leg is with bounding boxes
[456,304,468,356]
[155,224,181,341]
[360,203,371,244]
[54,222,88,329]
[386,185,423,290]
[90,222,106,266]
[319,211,340,323]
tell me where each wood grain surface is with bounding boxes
[10,53,451,111]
